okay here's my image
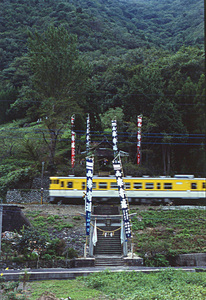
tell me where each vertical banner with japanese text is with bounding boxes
[113,158,131,238]
[71,114,75,168]
[112,119,118,157]
[137,115,142,165]
[86,114,90,156]
[85,157,94,236]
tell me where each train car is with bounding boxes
[49,175,206,205]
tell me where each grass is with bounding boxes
[27,279,105,300]
[28,213,75,232]
[27,269,206,299]
[131,207,206,263]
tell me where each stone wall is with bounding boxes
[0,259,72,270]
[2,205,31,232]
[6,176,50,204]
[175,253,206,267]
[6,189,49,204]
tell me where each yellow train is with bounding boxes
[49,175,206,205]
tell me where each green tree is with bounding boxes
[100,107,124,130]
[27,26,90,168]
[151,98,187,175]
[0,83,17,124]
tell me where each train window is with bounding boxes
[82,182,86,190]
[125,182,131,189]
[53,180,59,184]
[157,183,161,189]
[203,182,206,189]
[67,182,73,188]
[110,182,117,189]
[99,182,107,189]
[191,183,197,189]
[93,182,96,189]
[164,183,172,189]
[134,182,142,189]
[146,183,154,189]
[61,181,64,188]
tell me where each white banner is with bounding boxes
[86,114,90,155]
[85,157,94,236]
[71,115,75,168]
[92,219,98,246]
[112,119,118,157]
[137,115,142,165]
[113,158,131,238]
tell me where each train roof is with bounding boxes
[50,175,206,180]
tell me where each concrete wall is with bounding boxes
[175,253,206,267]
[0,259,71,270]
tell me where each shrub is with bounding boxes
[144,253,169,267]
[42,253,52,261]
[46,238,66,257]
[16,226,47,257]
[66,247,78,259]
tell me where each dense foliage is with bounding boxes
[0,0,205,196]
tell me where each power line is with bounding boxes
[0,134,204,146]
[0,129,205,139]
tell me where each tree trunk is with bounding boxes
[167,146,171,175]
[49,130,58,167]
[162,145,166,175]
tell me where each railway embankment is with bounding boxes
[1,203,206,270]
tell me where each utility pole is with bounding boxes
[40,162,45,205]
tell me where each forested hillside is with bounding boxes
[0,0,205,198]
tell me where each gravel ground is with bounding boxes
[22,204,86,217]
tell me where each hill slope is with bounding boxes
[0,0,204,71]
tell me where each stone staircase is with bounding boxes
[95,255,124,267]
[93,205,123,267]
[94,225,122,256]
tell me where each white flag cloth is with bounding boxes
[92,219,98,246]
[120,219,124,244]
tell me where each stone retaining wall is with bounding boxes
[0,254,205,270]
[0,259,71,270]
[6,189,49,204]
[175,253,206,267]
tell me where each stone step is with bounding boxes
[95,256,124,267]
[95,248,122,255]
[95,225,122,256]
